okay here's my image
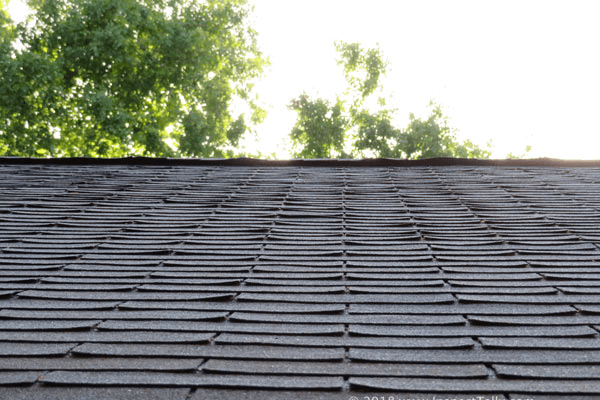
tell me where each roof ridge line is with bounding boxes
[1,156,600,167]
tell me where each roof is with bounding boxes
[1,157,600,399]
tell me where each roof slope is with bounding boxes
[1,160,600,399]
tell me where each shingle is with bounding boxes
[0,319,101,330]
[444,273,543,280]
[346,258,434,266]
[202,359,489,378]
[349,304,576,315]
[98,321,345,335]
[0,357,203,371]
[349,325,595,338]
[457,294,600,304]
[247,278,442,286]
[495,364,600,379]
[229,312,465,325]
[0,277,38,283]
[424,287,559,295]
[73,343,345,360]
[480,337,600,350]
[469,315,600,325]
[152,272,341,280]
[559,287,600,294]
[346,273,440,281]
[577,305,600,314]
[0,309,227,320]
[215,333,474,349]
[0,283,138,291]
[450,279,575,287]
[0,371,43,385]
[17,290,235,301]
[139,285,345,294]
[348,377,600,393]
[120,301,346,314]
[0,331,214,343]
[41,371,344,389]
[546,274,600,280]
[236,293,455,304]
[0,387,191,400]
[0,342,76,356]
[0,299,120,310]
[350,348,600,363]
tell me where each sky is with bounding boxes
[249,0,600,159]
[7,0,600,159]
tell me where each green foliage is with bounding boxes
[398,102,491,159]
[335,41,387,103]
[352,109,400,158]
[0,0,14,43]
[288,42,384,159]
[288,94,348,159]
[288,41,491,160]
[0,0,267,157]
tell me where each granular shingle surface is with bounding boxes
[2,158,600,398]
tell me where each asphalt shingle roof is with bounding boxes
[2,157,600,399]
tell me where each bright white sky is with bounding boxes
[250,0,600,159]
[8,0,600,159]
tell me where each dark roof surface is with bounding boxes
[1,159,600,399]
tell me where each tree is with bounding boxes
[287,41,387,159]
[288,94,348,159]
[288,41,491,159]
[398,102,491,159]
[0,1,13,43]
[0,0,267,157]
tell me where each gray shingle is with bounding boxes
[348,377,600,393]
[202,359,489,378]
[495,364,600,379]
[237,293,455,304]
[577,305,600,314]
[457,294,600,304]
[0,299,120,310]
[0,283,137,291]
[98,321,345,335]
[41,371,344,389]
[229,312,465,325]
[215,333,474,349]
[350,325,596,338]
[469,315,600,325]
[120,301,346,314]
[350,348,600,363]
[73,343,345,360]
[349,304,576,315]
[17,290,235,301]
[138,284,345,294]
[0,319,101,330]
[0,371,43,385]
[0,357,203,371]
[0,331,214,343]
[0,309,227,320]
[481,337,600,350]
[0,342,76,356]
[0,387,191,400]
